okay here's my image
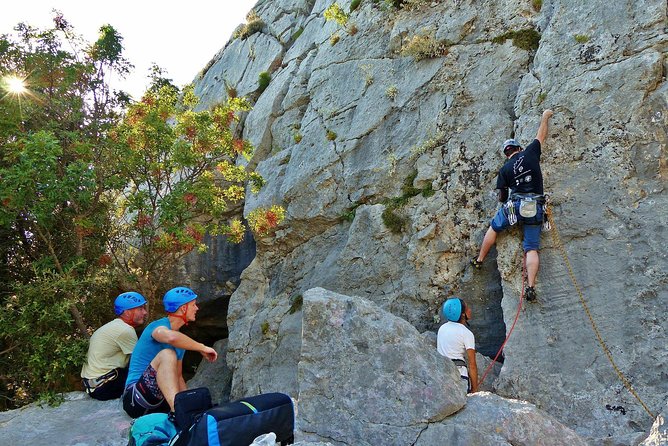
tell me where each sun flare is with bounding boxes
[4,76,27,95]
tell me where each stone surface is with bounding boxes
[187,0,668,443]
[640,402,668,446]
[415,392,588,446]
[0,392,130,446]
[187,339,233,404]
[296,288,466,445]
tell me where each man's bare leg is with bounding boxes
[476,226,498,263]
[151,349,179,411]
[526,250,539,287]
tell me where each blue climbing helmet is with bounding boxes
[442,298,464,322]
[114,292,147,315]
[502,138,521,154]
[163,286,197,313]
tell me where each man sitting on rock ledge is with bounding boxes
[122,286,218,418]
[81,292,148,401]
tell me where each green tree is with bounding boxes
[108,77,280,312]
[0,14,130,407]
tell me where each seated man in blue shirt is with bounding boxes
[122,286,218,418]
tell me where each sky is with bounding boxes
[0,0,258,98]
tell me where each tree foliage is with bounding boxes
[108,80,269,311]
[0,13,130,407]
[0,14,284,408]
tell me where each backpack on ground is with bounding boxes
[173,387,213,431]
[172,392,294,446]
[128,412,178,446]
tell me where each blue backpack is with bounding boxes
[127,413,178,446]
[172,392,294,446]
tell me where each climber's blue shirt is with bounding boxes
[125,317,185,387]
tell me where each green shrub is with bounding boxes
[380,170,435,233]
[382,206,406,233]
[288,294,303,314]
[292,27,304,41]
[258,71,271,93]
[326,129,337,141]
[421,185,435,197]
[341,201,362,222]
[234,11,265,40]
[492,28,541,51]
[350,0,362,12]
[532,0,542,12]
[574,34,590,44]
[386,85,398,100]
[401,32,450,60]
[330,33,341,46]
[261,321,270,336]
[324,3,349,26]
[294,132,303,143]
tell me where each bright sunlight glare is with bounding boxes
[4,76,27,95]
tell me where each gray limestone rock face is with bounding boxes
[187,338,233,404]
[189,0,668,443]
[226,258,303,399]
[415,392,588,446]
[297,287,466,445]
[0,392,130,446]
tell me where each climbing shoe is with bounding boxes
[470,258,483,269]
[525,286,537,302]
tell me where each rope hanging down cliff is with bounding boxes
[545,206,656,420]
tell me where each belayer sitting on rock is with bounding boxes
[437,297,478,393]
[471,109,554,302]
[122,286,218,418]
[81,292,148,401]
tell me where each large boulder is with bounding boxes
[297,287,466,445]
[187,339,233,404]
[0,392,130,446]
[415,392,587,446]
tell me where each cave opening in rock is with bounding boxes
[464,252,507,360]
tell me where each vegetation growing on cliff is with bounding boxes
[234,10,265,40]
[401,32,451,60]
[492,28,541,51]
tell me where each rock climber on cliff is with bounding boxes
[471,109,554,302]
[437,297,478,393]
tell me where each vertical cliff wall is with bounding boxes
[192,0,667,443]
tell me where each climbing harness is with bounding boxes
[545,206,656,420]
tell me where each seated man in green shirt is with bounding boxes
[81,292,148,400]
